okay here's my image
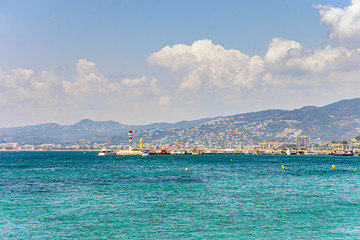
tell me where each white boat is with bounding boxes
[98,149,117,156]
[116,150,143,155]
[142,153,149,157]
[286,149,297,155]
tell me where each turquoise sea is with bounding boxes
[1,152,360,239]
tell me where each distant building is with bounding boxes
[297,136,311,149]
[0,142,19,150]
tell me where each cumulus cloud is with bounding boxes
[121,75,157,88]
[265,38,360,74]
[0,59,161,109]
[0,68,64,105]
[264,38,302,67]
[121,75,160,97]
[148,39,264,91]
[148,37,360,94]
[144,1,360,96]
[63,59,122,96]
[315,0,360,45]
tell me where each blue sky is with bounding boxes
[1,0,359,127]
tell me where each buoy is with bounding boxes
[281,165,285,170]
[230,159,232,161]
[113,161,115,163]
[332,165,335,169]
[354,169,356,172]
[185,168,188,171]
[262,170,265,173]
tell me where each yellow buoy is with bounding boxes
[332,165,335,169]
[185,168,188,171]
[230,159,232,161]
[113,161,115,163]
[281,165,285,170]
[354,169,356,172]
[262,170,265,173]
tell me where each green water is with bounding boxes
[1,152,359,239]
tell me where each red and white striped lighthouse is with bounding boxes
[128,130,133,151]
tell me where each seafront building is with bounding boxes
[296,136,311,149]
[2,130,360,156]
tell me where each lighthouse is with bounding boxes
[116,130,142,155]
[128,130,133,151]
[140,138,143,152]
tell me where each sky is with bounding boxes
[1,0,360,127]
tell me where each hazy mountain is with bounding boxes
[1,98,360,146]
[0,117,218,144]
[125,98,360,147]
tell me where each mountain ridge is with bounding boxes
[127,98,360,147]
[0,116,220,144]
[1,98,360,146]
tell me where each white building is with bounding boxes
[297,136,311,149]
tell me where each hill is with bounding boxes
[1,98,360,146]
[126,98,360,147]
[0,117,218,144]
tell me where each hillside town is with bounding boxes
[1,98,360,154]
[2,134,360,156]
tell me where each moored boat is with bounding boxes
[149,149,170,155]
[286,149,297,155]
[98,149,117,156]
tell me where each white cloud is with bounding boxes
[0,68,64,105]
[148,39,264,91]
[146,1,360,95]
[148,37,360,94]
[0,59,169,126]
[147,35,360,110]
[315,0,360,45]
[121,75,160,98]
[264,38,360,74]
[295,45,360,73]
[264,38,302,66]
[0,59,161,115]
[63,59,121,96]
[158,96,171,106]
[121,75,158,90]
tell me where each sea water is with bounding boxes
[0,152,359,239]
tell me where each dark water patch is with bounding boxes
[92,174,203,184]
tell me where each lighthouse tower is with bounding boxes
[128,130,133,151]
[140,138,143,152]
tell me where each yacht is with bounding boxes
[286,149,297,155]
[98,149,117,156]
